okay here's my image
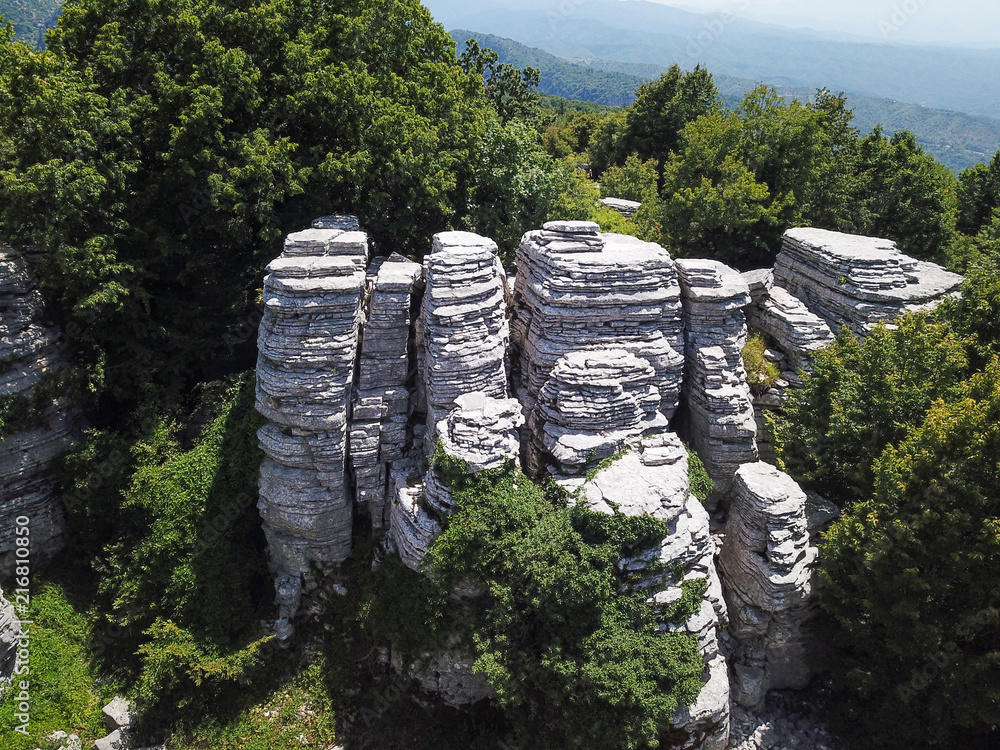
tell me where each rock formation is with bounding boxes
[774,227,963,337]
[350,254,423,533]
[0,246,77,575]
[512,221,684,426]
[599,196,641,218]
[419,232,510,447]
[675,259,757,511]
[718,463,818,713]
[577,435,730,750]
[742,269,836,374]
[1,587,21,691]
[255,225,368,636]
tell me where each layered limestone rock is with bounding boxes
[386,392,522,707]
[675,259,757,511]
[512,221,684,425]
[742,271,836,374]
[576,435,730,750]
[0,246,77,575]
[718,463,818,713]
[774,228,963,337]
[255,224,368,634]
[419,232,510,448]
[526,349,668,476]
[350,255,423,533]
[1,588,21,691]
[599,197,641,218]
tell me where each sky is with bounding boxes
[661,0,1000,47]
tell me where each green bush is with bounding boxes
[742,332,780,396]
[418,458,705,750]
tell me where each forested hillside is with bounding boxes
[0,0,58,45]
[457,30,1000,172]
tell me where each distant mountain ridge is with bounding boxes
[429,0,1000,121]
[0,0,59,46]
[455,30,1000,172]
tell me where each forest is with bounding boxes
[0,1,999,749]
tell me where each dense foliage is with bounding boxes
[406,451,706,750]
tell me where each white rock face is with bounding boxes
[718,463,818,713]
[528,348,668,475]
[675,259,758,511]
[255,224,368,629]
[0,247,77,575]
[386,392,520,707]
[577,435,731,750]
[1,587,21,691]
[512,222,684,424]
[350,254,423,532]
[743,280,836,374]
[599,196,641,217]
[774,228,963,337]
[420,232,510,448]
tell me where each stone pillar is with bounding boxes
[718,462,818,712]
[0,247,77,576]
[350,254,423,534]
[675,259,757,512]
[255,224,368,636]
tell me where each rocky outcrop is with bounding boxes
[742,271,835,374]
[513,221,684,430]
[599,197,641,218]
[419,232,510,448]
[774,227,963,337]
[718,463,818,713]
[0,246,77,575]
[676,259,757,512]
[350,254,423,533]
[255,225,368,635]
[577,435,730,750]
[1,587,21,691]
[526,348,668,476]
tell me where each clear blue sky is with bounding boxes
[659,0,1000,47]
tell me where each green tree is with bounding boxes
[771,316,969,506]
[459,37,541,124]
[614,65,718,176]
[851,127,958,261]
[819,362,1000,749]
[0,0,487,411]
[957,150,1000,236]
[599,155,659,204]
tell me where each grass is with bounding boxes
[0,578,114,749]
[742,332,781,396]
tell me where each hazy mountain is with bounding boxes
[427,0,1000,120]
[0,0,59,46]
[457,30,1000,172]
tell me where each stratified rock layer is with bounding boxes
[599,197,641,217]
[0,247,76,575]
[513,222,684,450]
[0,588,21,690]
[350,254,423,533]
[676,259,757,511]
[255,225,368,632]
[774,228,963,337]
[743,279,836,374]
[718,463,818,713]
[420,232,510,447]
[576,435,730,750]
[528,349,668,476]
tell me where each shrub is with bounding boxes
[742,332,780,396]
